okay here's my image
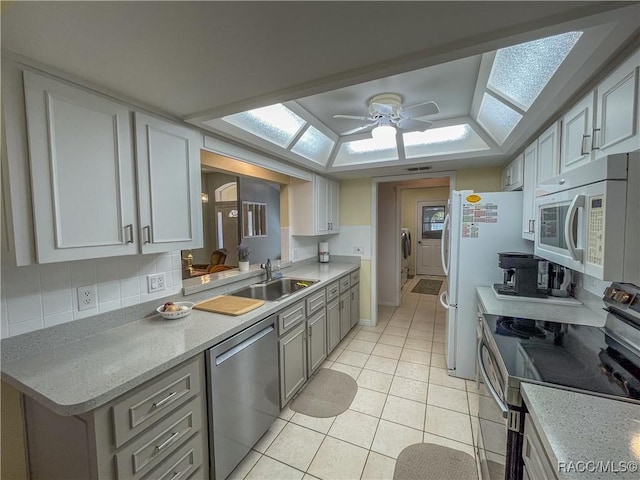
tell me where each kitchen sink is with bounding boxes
[230,278,318,301]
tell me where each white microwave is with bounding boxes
[535,153,639,284]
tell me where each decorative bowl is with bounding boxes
[156,302,195,320]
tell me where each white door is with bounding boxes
[416,201,446,276]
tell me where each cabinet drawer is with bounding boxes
[278,300,305,335]
[141,431,204,480]
[112,356,202,448]
[350,270,360,286]
[116,395,202,479]
[339,275,351,293]
[306,289,325,316]
[326,281,340,302]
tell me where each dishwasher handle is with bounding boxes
[215,325,274,366]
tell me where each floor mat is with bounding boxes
[411,279,443,295]
[394,443,478,480]
[289,368,357,418]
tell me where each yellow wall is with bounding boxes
[400,187,450,275]
[1,382,28,480]
[339,178,372,321]
[456,167,502,191]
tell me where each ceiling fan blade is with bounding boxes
[340,123,376,136]
[400,101,440,118]
[333,114,372,121]
[395,118,433,131]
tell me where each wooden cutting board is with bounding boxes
[193,295,265,316]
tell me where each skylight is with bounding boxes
[477,93,523,145]
[403,124,490,158]
[488,32,582,111]
[290,126,334,165]
[221,104,306,148]
[333,136,398,166]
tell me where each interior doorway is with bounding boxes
[415,201,446,276]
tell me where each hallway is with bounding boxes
[227,275,490,479]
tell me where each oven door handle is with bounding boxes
[564,194,585,262]
[477,340,509,417]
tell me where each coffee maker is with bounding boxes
[494,252,547,298]
[538,260,572,297]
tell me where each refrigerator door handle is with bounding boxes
[439,291,450,309]
[441,213,450,276]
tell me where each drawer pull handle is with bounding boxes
[153,391,177,408]
[170,471,181,480]
[156,431,179,451]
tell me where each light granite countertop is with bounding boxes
[521,383,640,480]
[1,262,358,416]
[476,286,606,327]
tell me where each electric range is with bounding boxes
[476,282,640,480]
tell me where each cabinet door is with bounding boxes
[23,70,138,263]
[561,92,595,173]
[135,113,203,253]
[594,53,639,157]
[522,142,537,241]
[350,286,360,329]
[307,310,327,376]
[328,180,340,233]
[339,292,351,340]
[315,175,330,235]
[536,122,561,184]
[326,299,341,353]
[502,155,523,191]
[279,322,307,407]
[501,165,511,191]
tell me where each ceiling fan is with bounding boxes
[333,93,439,139]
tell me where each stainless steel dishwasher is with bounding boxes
[206,315,279,480]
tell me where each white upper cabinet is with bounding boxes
[593,51,639,157]
[134,112,203,253]
[536,121,561,184]
[290,174,340,236]
[561,92,595,173]
[522,141,537,241]
[502,153,524,191]
[23,71,138,263]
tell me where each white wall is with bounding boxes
[1,252,183,338]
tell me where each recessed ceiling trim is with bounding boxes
[471,51,496,119]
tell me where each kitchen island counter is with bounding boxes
[521,382,640,480]
[1,262,358,416]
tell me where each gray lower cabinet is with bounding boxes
[339,291,351,340]
[24,355,208,480]
[307,309,327,375]
[279,321,308,407]
[350,286,360,329]
[327,298,341,352]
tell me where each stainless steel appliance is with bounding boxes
[207,315,279,480]
[535,152,639,284]
[476,282,640,480]
[493,253,544,298]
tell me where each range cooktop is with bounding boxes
[483,314,640,402]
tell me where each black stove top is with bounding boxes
[484,314,640,403]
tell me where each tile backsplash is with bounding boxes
[1,252,183,338]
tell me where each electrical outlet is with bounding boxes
[353,245,364,255]
[147,273,166,293]
[77,285,97,311]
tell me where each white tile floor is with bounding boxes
[228,275,491,480]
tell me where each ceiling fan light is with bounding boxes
[372,124,396,141]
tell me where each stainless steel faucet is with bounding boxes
[261,259,272,282]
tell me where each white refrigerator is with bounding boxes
[439,190,533,380]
